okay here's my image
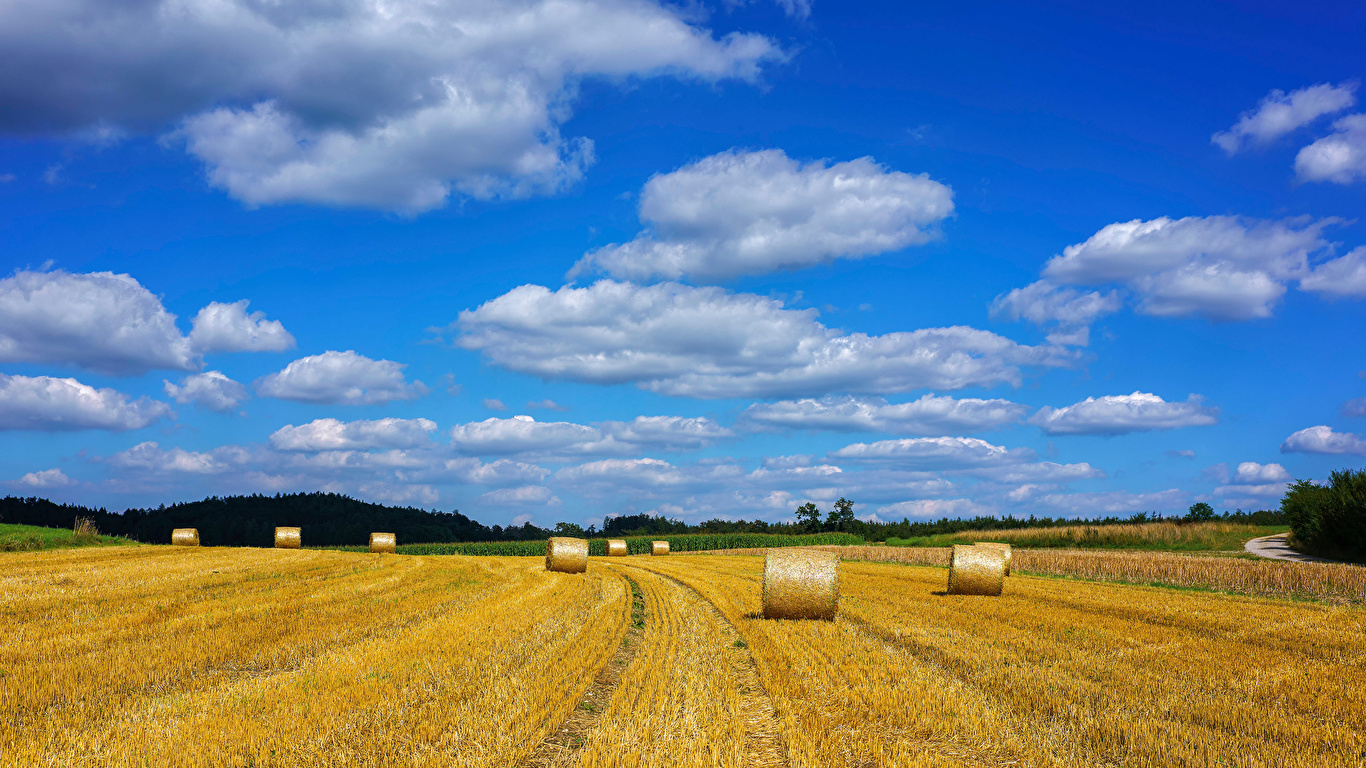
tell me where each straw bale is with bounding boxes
[274,527,302,549]
[762,548,840,620]
[546,537,588,573]
[651,540,669,556]
[171,528,199,547]
[607,539,628,557]
[975,541,1012,575]
[369,532,397,554]
[947,544,1005,596]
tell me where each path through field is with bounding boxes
[4,547,1365,767]
[1243,532,1343,563]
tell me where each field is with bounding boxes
[0,521,132,552]
[4,546,1364,767]
[885,521,1287,552]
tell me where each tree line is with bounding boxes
[1,492,1286,548]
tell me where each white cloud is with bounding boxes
[7,468,75,490]
[1166,449,1197,459]
[483,398,508,411]
[1028,392,1219,436]
[1295,114,1366,184]
[449,413,730,456]
[1041,216,1339,320]
[1280,425,1366,456]
[270,417,439,452]
[989,280,1122,346]
[188,300,294,353]
[1343,398,1366,418]
[107,441,251,474]
[0,0,783,213]
[0,373,172,431]
[478,485,560,506]
[1212,82,1357,154]
[875,498,993,520]
[740,393,1026,434]
[1300,247,1366,298]
[828,436,1034,469]
[452,415,600,455]
[257,350,428,405]
[1214,482,1288,499]
[1033,489,1186,516]
[1232,461,1291,483]
[569,149,953,281]
[964,461,1105,484]
[0,269,197,375]
[454,280,1068,399]
[163,371,248,413]
[527,399,569,411]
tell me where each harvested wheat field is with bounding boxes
[4,547,1364,767]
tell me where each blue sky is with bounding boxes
[1,0,1364,527]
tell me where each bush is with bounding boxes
[1282,469,1366,563]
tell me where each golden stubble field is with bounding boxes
[3,546,1363,767]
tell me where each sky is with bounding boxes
[1,0,1364,528]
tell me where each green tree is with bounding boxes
[552,521,585,537]
[1185,502,1215,522]
[826,497,856,532]
[795,502,822,532]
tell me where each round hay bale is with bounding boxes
[651,540,669,556]
[369,532,397,554]
[762,548,840,620]
[607,539,628,557]
[947,544,1005,596]
[274,527,302,549]
[171,528,199,547]
[546,537,588,573]
[975,541,1012,575]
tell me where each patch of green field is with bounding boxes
[0,522,135,552]
[886,521,1289,552]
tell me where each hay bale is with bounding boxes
[762,548,840,620]
[651,540,669,556]
[975,541,1012,575]
[546,537,588,573]
[947,544,1005,596]
[607,539,628,557]
[369,532,397,554]
[274,527,302,549]
[171,528,199,547]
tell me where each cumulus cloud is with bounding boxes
[163,371,248,413]
[449,414,731,457]
[1027,392,1219,436]
[1295,114,1366,184]
[1300,247,1366,298]
[270,418,439,452]
[1212,82,1357,154]
[454,280,1068,399]
[828,436,1034,469]
[989,280,1122,346]
[1280,425,1366,456]
[1232,462,1291,483]
[875,498,992,519]
[107,441,251,474]
[188,300,294,353]
[7,468,75,490]
[0,0,783,213]
[0,373,172,431]
[570,149,953,281]
[478,485,560,506]
[257,350,428,405]
[0,269,196,375]
[740,393,1026,434]
[1041,216,1339,320]
[1033,489,1186,516]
